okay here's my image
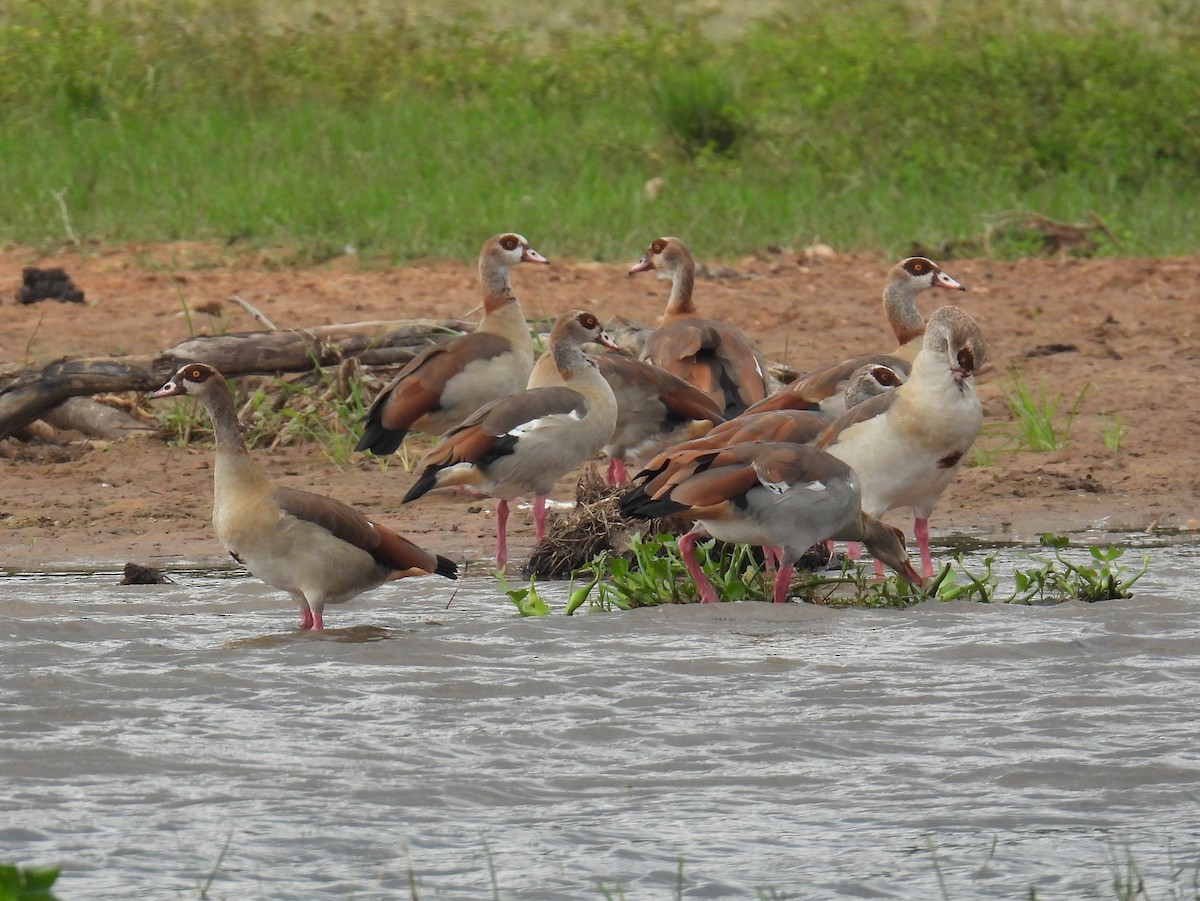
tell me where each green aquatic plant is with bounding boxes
[0,862,61,901]
[495,571,550,617]
[497,532,1150,612]
[931,533,1149,605]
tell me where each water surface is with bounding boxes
[2,538,1199,899]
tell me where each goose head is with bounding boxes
[151,362,224,401]
[922,306,988,384]
[628,236,692,277]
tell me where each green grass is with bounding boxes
[1005,373,1089,452]
[1,0,1199,260]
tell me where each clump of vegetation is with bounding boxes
[1003,372,1089,452]
[649,66,748,158]
[493,532,1148,613]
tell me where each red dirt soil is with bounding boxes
[1,243,1197,571]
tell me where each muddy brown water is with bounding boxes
[2,538,1199,899]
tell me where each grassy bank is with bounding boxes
[1,0,1198,261]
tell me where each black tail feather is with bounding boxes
[356,421,407,456]
[402,467,440,504]
[434,554,459,580]
[618,486,689,521]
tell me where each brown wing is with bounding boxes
[372,522,458,579]
[596,354,725,424]
[814,390,898,450]
[731,441,856,487]
[270,486,380,552]
[750,354,909,414]
[708,410,833,446]
[357,333,512,453]
[643,320,768,415]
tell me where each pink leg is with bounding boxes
[298,608,314,630]
[533,495,549,543]
[914,517,935,580]
[772,561,795,604]
[605,457,629,486]
[846,541,862,561]
[495,499,509,569]
[312,612,324,631]
[873,557,885,579]
[677,531,720,604]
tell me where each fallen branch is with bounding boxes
[0,318,467,440]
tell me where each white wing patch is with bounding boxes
[509,409,584,438]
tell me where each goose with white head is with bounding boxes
[816,306,988,578]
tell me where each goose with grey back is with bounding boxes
[620,441,922,603]
[633,361,905,494]
[151,363,458,631]
[815,306,988,578]
[356,233,548,455]
[629,236,770,417]
[402,311,620,569]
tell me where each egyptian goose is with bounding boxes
[356,232,548,455]
[744,256,960,415]
[635,361,904,494]
[629,236,770,417]
[745,360,908,416]
[620,441,922,603]
[592,353,725,485]
[815,306,988,578]
[150,363,458,631]
[402,311,620,569]
[883,256,966,362]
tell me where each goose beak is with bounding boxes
[149,380,184,400]
[628,256,653,276]
[935,271,966,292]
[897,559,924,587]
[596,331,621,351]
[522,248,549,265]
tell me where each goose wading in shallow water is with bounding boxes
[620,440,922,603]
[356,232,548,456]
[401,310,620,570]
[630,235,771,417]
[151,363,458,632]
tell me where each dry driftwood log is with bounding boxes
[0,318,467,441]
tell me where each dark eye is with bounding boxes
[873,366,900,386]
[651,240,667,254]
[578,312,599,330]
[189,367,204,380]
[910,261,927,273]
[957,348,975,372]
[500,235,519,251]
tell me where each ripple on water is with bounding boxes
[2,544,1199,899]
